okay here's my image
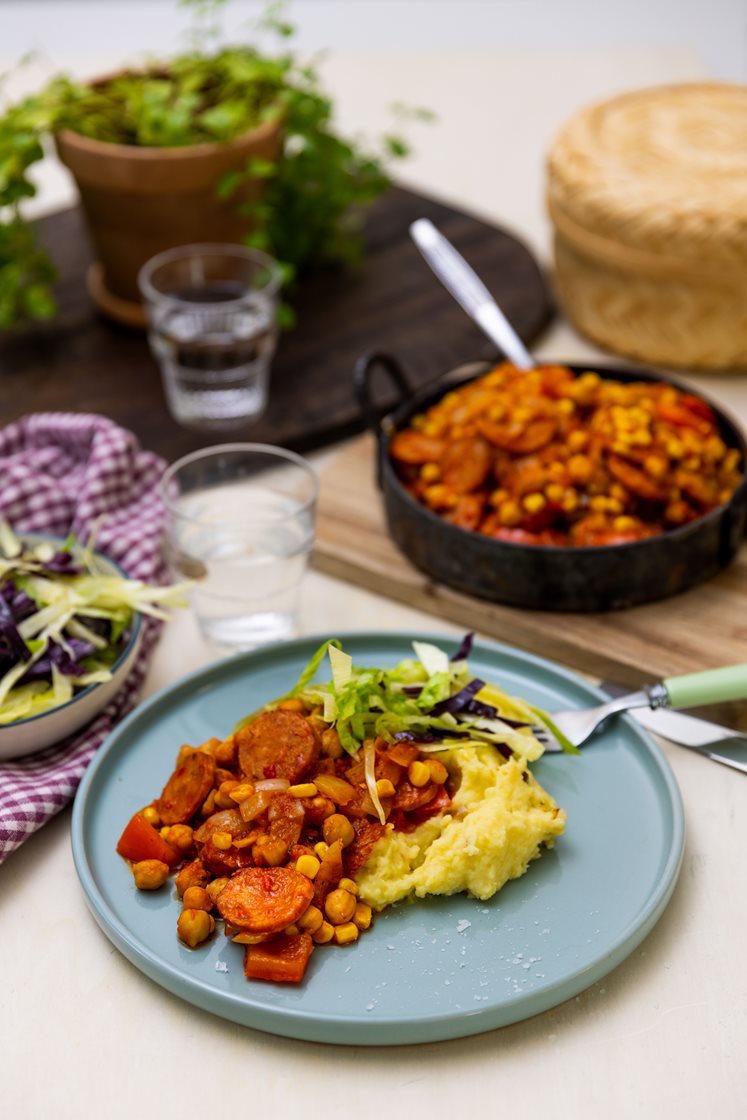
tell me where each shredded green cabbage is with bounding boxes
[234,636,577,760]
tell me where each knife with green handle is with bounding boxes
[602,676,747,775]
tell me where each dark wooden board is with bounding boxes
[0,186,552,463]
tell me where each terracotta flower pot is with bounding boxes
[55,114,282,327]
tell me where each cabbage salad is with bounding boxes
[0,521,190,725]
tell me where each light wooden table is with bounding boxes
[2,45,746,1120]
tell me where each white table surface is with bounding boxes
[2,44,747,1120]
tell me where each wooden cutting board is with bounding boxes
[312,434,747,693]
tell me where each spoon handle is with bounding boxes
[410,218,534,371]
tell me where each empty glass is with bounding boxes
[139,244,282,432]
[161,444,318,651]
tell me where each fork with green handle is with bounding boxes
[536,664,747,773]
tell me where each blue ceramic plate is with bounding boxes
[71,632,684,1046]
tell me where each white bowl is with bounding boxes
[0,542,144,761]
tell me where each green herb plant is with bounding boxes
[0,0,430,329]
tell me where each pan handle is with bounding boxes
[353,352,413,440]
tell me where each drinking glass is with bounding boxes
[138,244,282,432]
[161,444,318,651]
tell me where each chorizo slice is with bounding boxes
[237,710,319,783]
[216,866,315,934]
[607,455,668,503]
[389,431,445,465]
[440,437,492,493]
[391,779,439,813]
[157,750,217,825]
[344,821,386,876]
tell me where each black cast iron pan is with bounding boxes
[354,352,747,612]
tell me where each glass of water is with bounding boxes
[138,244,282,432]
[160,444,318,651]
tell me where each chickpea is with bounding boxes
[320,728,344,759]
[182,886,213,911]
[166,823,194,854]
[206,878,229,904]
[175,859,209,898]
[325,888,357,925]
[132,859,170,891]
[141,805,161,828]
[322,813,355,848]
[177,909,215,949]
[277,698,307,712]
[297,905,324,933]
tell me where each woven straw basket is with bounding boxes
[547,83,747,371]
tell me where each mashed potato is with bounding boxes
[356,745,565,910]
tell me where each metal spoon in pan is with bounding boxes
[409,217,535,370]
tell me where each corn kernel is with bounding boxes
[420,462,441,482]
[284,925,300,936]
[314,840,330,859]
[214,780,239,809]
[325,888,357,925]
[557,398,575,414]
[568,455,592,484]
[567,429,588,452]
[177,909,215,949]
[498,500,522,527]
[522,492,546,514]
[159,827,171,841]
[375,778,396,798]
[296,854,321,879]
[141,805,160,827]
[228,783,255,803]
[132,859,170,891]
[333,922,360,946]
[562,491,579,513]
[312,921,335,944]
[233,835,255,849]
[408,760,431,787]
[287,783,318,798]
[353,902,373,930]
[613,516,637,532]
[426,759,449,784]
[338,877,359,896]
[545,482,564,502]
[212,831,233,851]
[644,455,668,479]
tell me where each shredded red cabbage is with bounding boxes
[430,677,485,715]
[393,727,471,742]
[450,632,475,662]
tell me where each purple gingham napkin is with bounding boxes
[0,413,168,862]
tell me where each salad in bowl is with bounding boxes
[0,522,189,758]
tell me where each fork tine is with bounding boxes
[532,725,562,753]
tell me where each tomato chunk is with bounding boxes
[117,812,179,867]
[244,933,315,984]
